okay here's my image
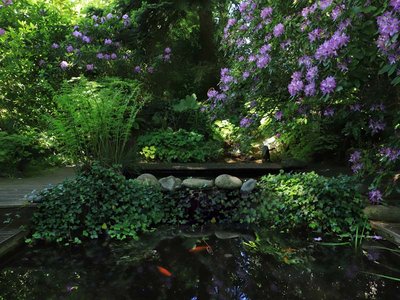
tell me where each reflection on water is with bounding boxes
[1,227,399,300]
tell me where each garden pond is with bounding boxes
[0,227,399,300]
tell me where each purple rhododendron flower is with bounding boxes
[240,117,252,128]
[243,71,250,79]
[308,28,324,42]
[147,66,154,73]
[324,107,335,117]
[207,88,218,98]
[106,13,113,20]
[164,47,172,54]
[350,103,361,111]
[369,189,383,204]
[104,54,111,60]
[315,31,349,60]
[82,36,91,43]
[275,111,283,121]
[51,43,59,49]
[351,162,364,173]
[391,0,400,11]
[256,54,270,68]
[261,7,273,19]
[319,0,333,10]
[288,79,304,96]
[377,12,400,37]
[96,53,104,59]
[369,119,386,134]
[320,76,336,94]
[273,23,285,37]
[260,44,271,54]
[122,14,129,20]
[60,61,68,70]
[104,39,112,45]
[111,53,117,60]
[72,31,82,38]
[349,150,361,163]
[134,66,141,73]
[0,28,5,36]
[298,56,312,67]
[92,15,98,22]
[304,82,316,96]
[331,4,345,21]
[163,54,171,62]
[306,66,318,81]
[380,147,400,161]
[66,45,74,53]
[86,64,94,71]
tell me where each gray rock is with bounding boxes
[215,174,242,189]
[215,231,241,239]
[364,205,400,223]
[182,178,214,189]
[241,179,257,194]
[159,176,182,192]
[136,173,160,187]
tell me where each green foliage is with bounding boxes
[258,171,366,235]
[162,188,261,225]
[137,128,222,162]
[30,163,164,244]
[49,76,148,168]
[0,0,72,129]
[0,132,36,175]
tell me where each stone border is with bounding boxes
[135,173,258,194]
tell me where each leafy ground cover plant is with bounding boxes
[29,164,165,244]
[258,171,367,235]
[137,128,223,162]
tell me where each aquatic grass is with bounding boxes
[363,272,400,282]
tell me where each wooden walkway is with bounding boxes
[0,167,76,258]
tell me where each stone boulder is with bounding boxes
[159,176,182,192]
[136,173,160,187]
[241,179,257,194]
[215,174,242,190]
[364,205,400,223]
[182,178,214,189]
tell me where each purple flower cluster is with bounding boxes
[275,111,283,121]
[240,117,253,128]
[163,47,172,62]
[308,28,324,42]
[86,64,94,71]
[320,76,336,94]
[323,107,335,117]
[349,150,363,173]
[391,0,400,11]
[273,23,285,37]
[315,31,350,61]
[319,0,333,11]
[60,61,68,70]
[0,28,5,36]
[288,72,304,96]
[261,7,273,19]
[301,4,317,19]
[377,10,400,64]
[380,147,400,161]
[368,119,386,134]
[369,189,383,204]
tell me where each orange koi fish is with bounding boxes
[157,266,172,277]
[189,245,213,254]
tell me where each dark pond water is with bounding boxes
[1,227,400,300]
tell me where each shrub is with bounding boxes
[30,164,164,244]
[257,172,366,235]
[49,76,149,168]
[0,132,38,175]
[137,128,223,162]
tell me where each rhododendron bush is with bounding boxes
[206,0,399,200]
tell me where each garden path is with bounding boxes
[0,167,76,259]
